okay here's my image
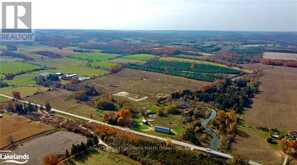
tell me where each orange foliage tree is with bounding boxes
[281,139,297,157]
[93,124,138,143]
[43,154,61,165]
[12,91,21,99]
[115,108,132,126]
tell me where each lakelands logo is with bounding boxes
[0,150,30,164]
[1,2,33,41]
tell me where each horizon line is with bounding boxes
[32,28,297,33]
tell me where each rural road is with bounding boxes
[0,93,233,159]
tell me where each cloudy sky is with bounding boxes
[3,0,297,31]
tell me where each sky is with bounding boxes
[2,0,297,31]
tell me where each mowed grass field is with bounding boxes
[66,150,141,165]
[0,70,50,99]
[3,71,44,86]
[0,60,40,75]
[243,64,297,130]
[0,86,48,98]
[232,127,282,165]
[0,115,53,148]
[26,89,104,121]
[84,68,210,100]
[34,58,108,77]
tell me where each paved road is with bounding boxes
[0,93,233,159]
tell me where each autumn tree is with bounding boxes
[43,154,60,165]
[281,139,297,157]
[115,108,132,127]
[214,110,237,135]
[12,91,21,99]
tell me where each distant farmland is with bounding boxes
[262,52,297,67]
[244,64,297,130]
[117,54,155,62]
[263,52,297,61]
[0,60,40,75]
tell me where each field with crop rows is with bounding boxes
[128,59,240,82]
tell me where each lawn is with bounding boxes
[147,115,186,139]
[0,60,40,75]
[132,116,150,131]
[67,149,140,165]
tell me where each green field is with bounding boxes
[27,89,104,121]
[0,86,48,97]
[35,58,108,77]
[128,59,241,82]
[4,71,41,86]
[70,52,118,62]
[111,54,155,64]
[160,57,227,67]
[121,54,155,61]
[138,115,186,140]
[0,96,9,103]
[89,61,117,69]
[66,150,140,165]
[0,60,40,75]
